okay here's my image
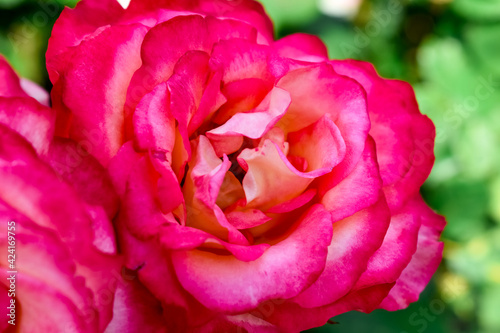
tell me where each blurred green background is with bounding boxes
[1,0,499,332]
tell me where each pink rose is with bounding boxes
[0,56,121,332]
[46,0,445,331]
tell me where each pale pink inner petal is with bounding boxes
[183,136,249,245]
[238,139,314,209]
[207,86,291,140]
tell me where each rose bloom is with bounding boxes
[46,0,446,331]
[0,56,122,332]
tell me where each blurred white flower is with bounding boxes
[318,0,363,18]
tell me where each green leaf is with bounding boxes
[452,0,500,21]
[257,0,319,34]
[418,37,477,98]
[465,23,500,76]
[479,286,500,332]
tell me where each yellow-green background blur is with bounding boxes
[1,0,499,332]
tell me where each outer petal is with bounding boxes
[354,206,421,290]
[193,313,279,333]
[321,137,382,221]
[191,0,273,43]
[46,0,125,66]
[125,15,257,121]
[126,0,273,43]
[0,56,29,98]
[51,24,148,165]
[45,137,119,220]
[331,60,436,210]
[0,126,121,330]
[292,192,390,308]
[171,204,333,313]
[118,230,215,330]
[0,283,12,332]
[264,283,395,332]
[274,33,329,63]
[0,59,54,155]
[380,195,445,310]
[0,210,98,332]
[0,97,55,155]
[0,126,92,246]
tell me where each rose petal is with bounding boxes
[46,0,125,65]
[209,38,274,85]
[207,86,291,140]
[19,79,50,106]
[266,189,317,214]
[274,33,328,63]
[104,278,168,333]
[196,313,279,333]
[213,78,271,125]
[331,60,436,210]
[126,0,273,43]
[292,193,390,308]
[239,116,343,209]
[354,205,421,290]
[120,155,177,239]
[125,15,257,117]
[287,115,346,173]
[0,55,29,97]
[190,0,273,43]
[321,137,382,221]
[51,24,148,165]
[160,223,269,262]
[183,136,249,245]
[238,140,314,209]
[46,137,119,220]
[277,63,369,188]
[0,97,55,155]
[107,141,143,198]
[167,51,212,160]
[265,283,394,332]
[0,213,97,331]
[119,230,214,329]
[171,204,333,313]
[380,195,445,310]
[133,83,175,155]
[0,125,93,247]
[226,209,272,229]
